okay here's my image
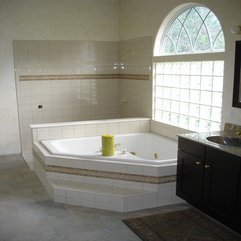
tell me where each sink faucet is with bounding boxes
[235,128,241,136]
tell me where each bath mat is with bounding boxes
[123,208,241,241]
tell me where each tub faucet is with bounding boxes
[114,143,121,151]
[235,128,241,136]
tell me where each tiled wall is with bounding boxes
[151,120,193,140]
[14,40,122,165]
[31,118,150,142]
[119,37,152,117]
[14,41,120,76]
[13,38,152,167]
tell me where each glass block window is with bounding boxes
[153,5,225,132]
[153,61,224,131]
[161,6,225,55]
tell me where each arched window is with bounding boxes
[153,4,225,132]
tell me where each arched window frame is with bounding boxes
[152,4,225,132]
[154,3,225,56]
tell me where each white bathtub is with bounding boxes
[34,131,182,212]
[41,132,177,165]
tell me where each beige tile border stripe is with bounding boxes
[19,74,149,81]
[33,150,176,184]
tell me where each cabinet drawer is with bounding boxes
[178,137,205,159]
[206,146,241,173]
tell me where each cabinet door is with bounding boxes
[176,150,204,208]
[204,147,240,228]
[236,179,241,232]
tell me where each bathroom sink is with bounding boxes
[206,136,241,147]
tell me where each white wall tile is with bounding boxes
[143,166,159,177]
[142,192,158,209]
[126,195,142,212]
[74,125,86,137]
[119,123,130,133]
[32,129,38,141]
[95,193,110,204]
[66,189,80,199]
[15,40,121,167]
[110,203,124,212]
[126,164,144,175]
[108,123,120,134]
[81,192,95,204]
[66,197,81,206]
[49,127,62,139]
[55,195,66,203]
[62,126,74,138]
[37,128,50,140]
[85,125,97,136]
[53,188,65,197]
[17,37,151,169]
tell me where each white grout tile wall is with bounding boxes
[32,118,150,142]
[151,120,193,140]
[119,37,152,118]
[119,37,152,75]
[13,39,152,167]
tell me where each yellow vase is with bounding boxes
[102,134,114,156]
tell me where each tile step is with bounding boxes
[47,179,181,212]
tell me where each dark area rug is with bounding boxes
[123,208,241,241]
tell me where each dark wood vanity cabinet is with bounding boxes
[177,137,205,208]
[203,147,240,228]
[177,150,204,208]
[177,137,241,232]
[236,182,241,232]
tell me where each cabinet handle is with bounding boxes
[195,161,201,165]
[205,164,210,168]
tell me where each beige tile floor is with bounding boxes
[0,154,186,241]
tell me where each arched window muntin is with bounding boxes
[154,3,225,56]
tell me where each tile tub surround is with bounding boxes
[33,150,176,185]
[151,120,193,141]
[120,37,152,118]
[31,121,182,212]
[29,118,150,168]
[14,38,152,168]
[33,150,180,212]
[31,118,151,141]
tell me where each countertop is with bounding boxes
[178,130,241,157]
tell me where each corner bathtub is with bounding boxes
[41,132,177,165]
[33,132,182,212]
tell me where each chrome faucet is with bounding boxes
[235,128,241,136]
[114,143,121,151]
